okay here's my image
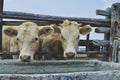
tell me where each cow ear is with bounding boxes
[51,24,61,33]
[4,28,18,37]
[79,25,92,35]
[39,26,54,35]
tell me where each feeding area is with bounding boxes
[0,60,120,80]
[0,0,120,80]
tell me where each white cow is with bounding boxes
[3,22,53,62]
[59,20,92,58]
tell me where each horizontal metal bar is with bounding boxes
[79,40,110,46]
[77,51,107,54]
[2,21,57,26]
[0,11,111,27]
[2,20,110,27]
[0,51,107,55]
[3,11,109,22]
[0,52,19,55]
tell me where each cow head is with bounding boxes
[4,22,53,62]
[57,20,92,58]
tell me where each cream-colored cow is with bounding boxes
[3,22,53,62]
[41,20,92,59]
[2,26,18,59]
[59,20,92,58]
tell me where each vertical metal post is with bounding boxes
[86,34,90,52]
[0,0,4,51]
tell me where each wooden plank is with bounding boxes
[102,8,111,61]
[92,40,110,47]
[0,60,96,74]
[111,3,120,62]
[95,27,110,33]
[96,9,111,17]
[0,11,110,27]
[112,40,120,63]
[111,3,120,42]
[111,40,120,62]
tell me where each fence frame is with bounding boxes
[1,1,120,62]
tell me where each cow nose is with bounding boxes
[66,52,75,58]
[20,55,31,62]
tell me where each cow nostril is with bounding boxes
[66,52,75,58]
[66,53,69,56]
[28,56,31,60]
[20,55,31,62]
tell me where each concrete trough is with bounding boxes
[0,60,120,80]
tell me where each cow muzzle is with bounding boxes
[20,55,31,62]
[65,52,75,58]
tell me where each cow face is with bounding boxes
[59,20,92,58]
[4,22,53,62]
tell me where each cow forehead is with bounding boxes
[61,25,79,38]
[19,22,39,32]
[18,25,39,39]
[20,24,38,31]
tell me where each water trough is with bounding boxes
[0,60,120,80]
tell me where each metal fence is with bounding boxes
[0,0,120,62]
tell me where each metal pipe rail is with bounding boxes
[0,51,107,56]
[1,11,110,27]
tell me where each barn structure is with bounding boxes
[0,0,120,80]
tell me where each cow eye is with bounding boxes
[16,38,19,41]
[35,37,38,41]
[61,35,65,41]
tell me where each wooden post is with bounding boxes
[102,8,111,61]
[111,3,120,62]
[0,0,4,51]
